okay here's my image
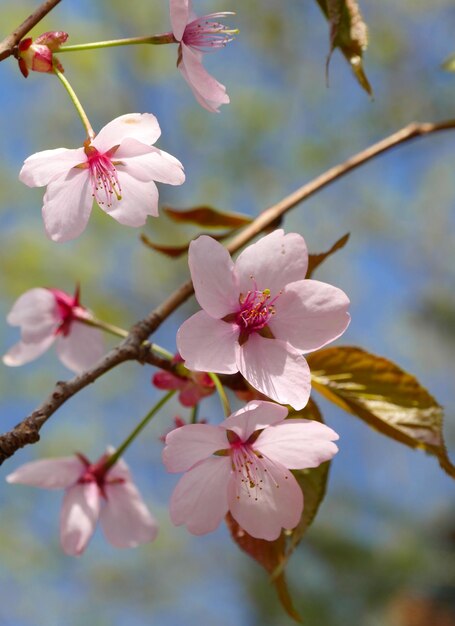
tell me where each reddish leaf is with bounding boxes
[307,233,350,278]
[140,232,229,258]
[164,205,252,229]
[226,513,303,623]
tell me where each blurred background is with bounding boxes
[0,1,454,624]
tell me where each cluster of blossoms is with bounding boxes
[4,0,351,557]
[5,230,349,551]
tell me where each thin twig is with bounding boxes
[1,118,455,465]
[0,0,62,62]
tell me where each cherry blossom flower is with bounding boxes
[17,31,68,78]
[3,286,104,373]
[19,113,185,242]
[170,0,235,112]
[6,450,158,556]
[163,400,339,540]
[159,415,207,443]
[177,230,350,409]
[152,353,215,407]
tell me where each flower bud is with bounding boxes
[17,31,68,78]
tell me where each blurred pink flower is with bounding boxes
[19,113,185,242]
[2,286,104,373]
[6,450,158,556]
[177,230,351,409]
[163,400,339,540]
[17,31,68,78]
[152,353,215,407]
[170,0,235,112]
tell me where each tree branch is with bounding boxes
[0,0,62,62]
[1,118,454,465]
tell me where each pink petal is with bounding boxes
[235,230,308,297]
[221,401,288,441]
[178,382,206,407]
[170,0,190,41]
[42,169,93,242]
[188,236,238,318]
[163,423,227,472]
[104,454,131,482]
[153,371,184,391]
[100,480,158,548]
[6,288,58,342]
[170,456,231,534]
[3,335,55,366]
[60,482,100,556]
[177,311,239,374]
[270,280,350,353]
[116,140,185,185]
[179,44,229,113]
[6,456,84,489]
[254,419,339,470]
[101,171,159,226]
[55,322,104,373]
[19,147,86,187]
[92,113,161,154]
[228,456,303,541]
[237,335,311,410]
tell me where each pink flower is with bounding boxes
[19,113,185,242]
[152,353,215,407]
[6,450,158,556]
[163,400,339,540]
[170,0,235,112]
[3,286,104,373]
[177,230,350,409]
[17,31,68,78]
[159,415,207,443]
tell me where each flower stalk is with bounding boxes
[58,33,176,53]
[105,390,176,472]
[53,65,95,139]
[208,372,231,417]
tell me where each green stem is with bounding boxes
[75,315,174,360]
[77,315,129,339]
[104,390,176,471]
[190,404,199,425]
[58,33,176,53]
[53,66,95,140]
[208,372,231,417]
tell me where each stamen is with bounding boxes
[183,13,238,52]
[84,145,122,208]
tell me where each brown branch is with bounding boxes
[0,0,62,62]
[1,118,455,465]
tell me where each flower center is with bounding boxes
[76,453,124,499]
[84,145,122,208]
[183,13,236,52]
[228,440,279,503]
[233,283,281,345]
[49,288,79,337]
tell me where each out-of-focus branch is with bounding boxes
[0,0,62,62]
[1,118,455,465]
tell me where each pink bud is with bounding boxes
[17,31,68,78]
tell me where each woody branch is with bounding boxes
[0,117,454,465]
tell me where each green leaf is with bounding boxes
[140,232,229,258]
[315,0,372,95]
[226,513,303,623]
[163,205,252,229]
[307,233,350,278]
[442,53,455,72]
[307,347,455,478]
